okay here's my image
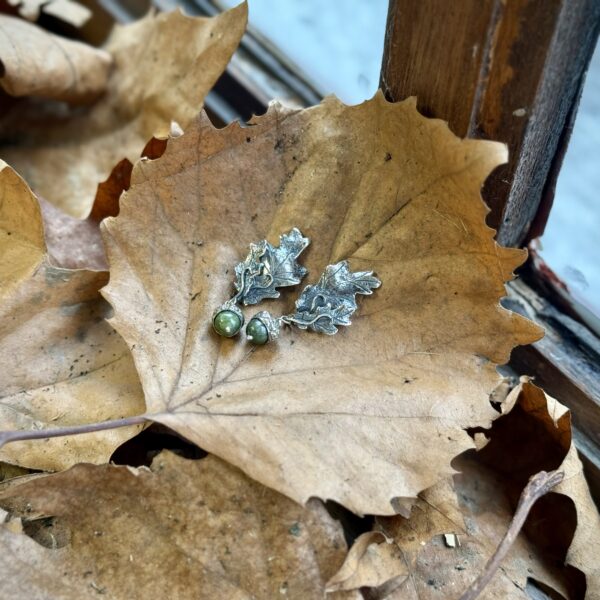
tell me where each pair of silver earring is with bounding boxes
[212,228,381,345]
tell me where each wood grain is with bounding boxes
[381,0,600,246]
[507,278,600,503]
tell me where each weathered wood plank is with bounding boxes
[380,0,500,137]
[507,279,600,443]
[507,278,600,503]
[380,0,600,245]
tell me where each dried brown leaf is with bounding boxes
[0,162,145,471]
[39,197,107,271]
[101,95,541,516]
[0,15,110,102]
[0,451,359,599]
[336,462,571,599]
[0,462,29,482]
[326,531,407,592]
[329,381,600,599]
[492,381,600,598]
[89,121,180,225]
[0,4,247,217]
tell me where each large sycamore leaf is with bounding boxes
[0,15,111,102]
[0,3,247,217]
[0,451,359,599]
[101,94,542,516]
[328,381,600,598]
[0,162,145,471]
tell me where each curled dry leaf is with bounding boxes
[331,462,570,599]
[0,15,111,102]
[328,381,600,599]
[0,451,359,599]
[0,462,29,483]
[88,123,178,226]
[491,381,600,598]
[0,162,145,471]
[0,4,247,217]
[101,94,541,516]
[326,531,406,592]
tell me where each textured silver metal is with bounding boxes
[248,260,381,342]
[234,227,309,305]
[213,228,309,321]
[248,310,283,341]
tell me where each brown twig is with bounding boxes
[0,415,150,450]
[459,469,565,600]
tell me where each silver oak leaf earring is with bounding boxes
[245,260,381,345]
[212,228,310,338]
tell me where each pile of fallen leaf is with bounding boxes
[1,3,599,599]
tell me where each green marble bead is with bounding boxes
[246,317,269,345]
[213,310,242,337]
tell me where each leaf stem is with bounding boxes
[459,469,564,600]
[0,415,150,450]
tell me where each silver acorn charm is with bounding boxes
[245,260,381,345]
[212,228,309,338]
